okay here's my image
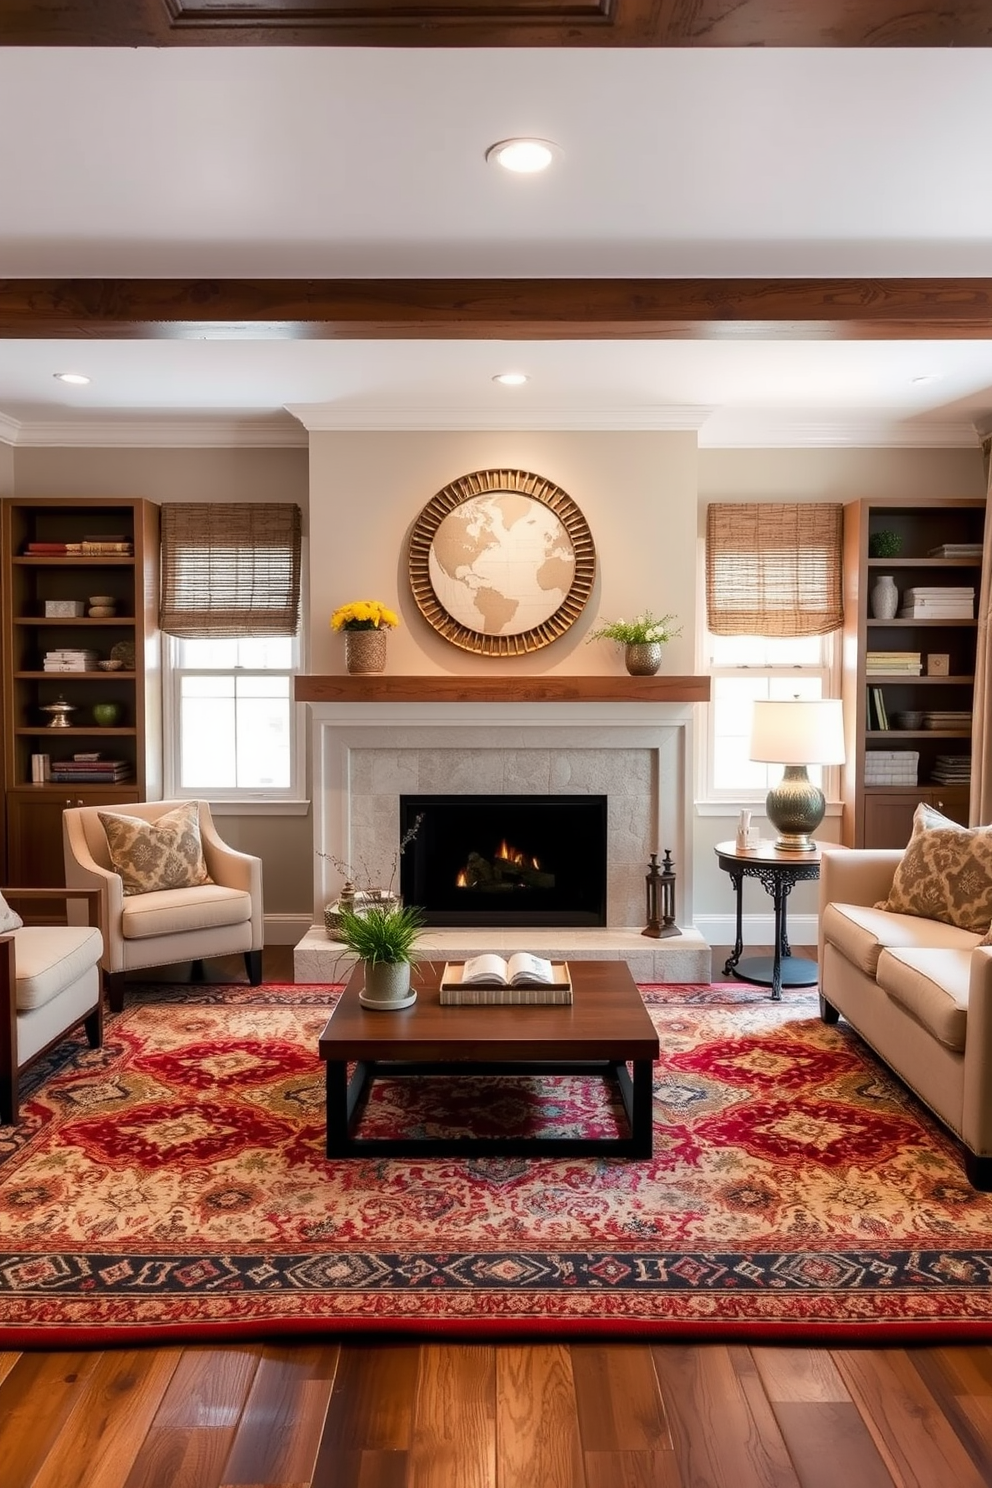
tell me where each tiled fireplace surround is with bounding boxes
[294,693,711,983]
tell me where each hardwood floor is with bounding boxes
[3,944,991,1487]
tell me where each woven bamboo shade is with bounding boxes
[160,503,302,638]
[706,503,843,638]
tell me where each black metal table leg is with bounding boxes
[722,867,746,976]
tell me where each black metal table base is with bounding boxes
[719,854,821,1001]
[729,954,819,989]
[325,1057,655,1159]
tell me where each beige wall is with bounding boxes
[7,434,985,938]
[10,443,313,919]
[308,430,698,677]
[693,444,987,936]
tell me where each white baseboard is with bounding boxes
[264,913,315,945]
[692,912,819,948]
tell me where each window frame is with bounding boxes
[162,629,309,814]
[696,545,843,812]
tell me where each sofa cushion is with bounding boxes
[99,802,213,897]
[876,947,972,1052]
[13,925,103,1012]
[875,803,992,940]
[121,883,252,941]
[821,901,980,977]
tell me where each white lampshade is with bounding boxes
[749,698,846,766]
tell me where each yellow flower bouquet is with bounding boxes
[330,600,400,632]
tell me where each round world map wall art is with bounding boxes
[408,469,596,655]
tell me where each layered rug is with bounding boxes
[3,979,992,1345]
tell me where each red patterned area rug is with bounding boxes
[2,979,992,1346]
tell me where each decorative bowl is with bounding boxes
[88,605,115,617]
[893,711,924,730]
[97,659,124,671]
[88,595,115,606]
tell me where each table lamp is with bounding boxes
[749,698,845,851]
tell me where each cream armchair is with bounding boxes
[1,887,103,1125]
[63,799,263,1010]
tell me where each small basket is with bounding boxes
[323,892,401,939]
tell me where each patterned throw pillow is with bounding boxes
[0,890,23,933]
[875,802,992,943]
[98,802,213,897]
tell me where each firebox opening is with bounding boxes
[400,794,608,927]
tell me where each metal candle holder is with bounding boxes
[643,849,679,939]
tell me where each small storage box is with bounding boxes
[44,600,86,617]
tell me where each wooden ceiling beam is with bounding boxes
[2,0,989,48]
[2,278,992,340]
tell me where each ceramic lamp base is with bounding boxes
[765,765,824,851]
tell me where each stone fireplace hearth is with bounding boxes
[293,678,711,984]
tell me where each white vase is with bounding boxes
[359,960,416,1010]
[870,574,899,620]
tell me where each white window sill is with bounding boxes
[200,798,311,817]
[695,799,843,818]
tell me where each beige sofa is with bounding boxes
[819,846,992,1190]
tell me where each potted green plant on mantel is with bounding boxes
[587,610,682,676]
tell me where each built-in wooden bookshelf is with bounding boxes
[0,496,162,888]
[841,496,985,848]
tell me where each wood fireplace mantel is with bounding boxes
[295,675,710,704]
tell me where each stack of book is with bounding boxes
[865,651,922,674]
[23,541,83,556]
[43,648,98,672]
[928,543,983,559]
[865,750,919,785]
[924,711,973,731]
[49,754,132,784]
[898,587,974,619]
[932,756,971,785]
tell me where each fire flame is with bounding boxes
[496,840,540,869]
[455,870,468,888]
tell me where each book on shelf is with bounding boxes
[870,686,889,729]
[928,544,983,558]
[439,954,573,1004]
[80,540,132,555]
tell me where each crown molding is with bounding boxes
[698,413,984,449]
[4,416,308,448]
[287,405,714,432]
[0,407,985,450]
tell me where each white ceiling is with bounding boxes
[3,46,992,446]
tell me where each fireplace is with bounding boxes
[400,794,608,927]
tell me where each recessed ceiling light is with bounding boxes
[486,138,560,174]
[493,372,529,386]
[54,372,90,386]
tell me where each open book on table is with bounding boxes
[443,953,569,989]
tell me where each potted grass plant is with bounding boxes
[335,900,427,1009]
[318,813,427,1009]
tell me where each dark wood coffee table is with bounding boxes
[318,959,660,1159]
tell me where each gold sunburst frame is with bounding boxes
[408,468,597,656]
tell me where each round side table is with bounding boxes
[714,840,821,1001]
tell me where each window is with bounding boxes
[165,634,304,806]
[703,630,837,804]
[701,504,843,805]
[159,502,306,808]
